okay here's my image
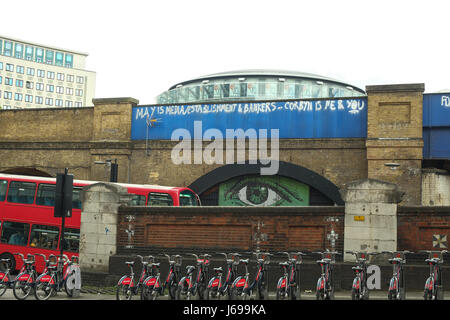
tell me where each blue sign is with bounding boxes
[423,93,450,159]
[131,98,368,140]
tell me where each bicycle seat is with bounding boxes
[152,263,161,268]
[352,266,364,271]
[279,262,289,267]
[125,261,135,266]
[0,258,10,263]
[214,267,223,273]
[389,258,403,264]
[240,259,249,265]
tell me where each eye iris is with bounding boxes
[246,185,268,205]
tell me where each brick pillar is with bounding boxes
[365,84,424,205]
[340,179,404,262]
[79,183,132,273]
[90,97,139,183]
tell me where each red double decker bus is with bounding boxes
[0,173,200,273]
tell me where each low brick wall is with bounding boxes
[398,206,450,253]
[116,206,345,254]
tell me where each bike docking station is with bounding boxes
[54,168,81,298]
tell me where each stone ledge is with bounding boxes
[366,83,425,93]
[92,97,139,105]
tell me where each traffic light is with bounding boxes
[54,170,73,218]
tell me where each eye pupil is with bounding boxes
[246,185,269,205]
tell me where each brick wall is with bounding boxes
[116,206,345,254]
[398,206,450,252]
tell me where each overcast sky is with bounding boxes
[3,0,449,104]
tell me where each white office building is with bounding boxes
[0,35,96,110]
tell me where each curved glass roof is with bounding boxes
[156,69,366,104]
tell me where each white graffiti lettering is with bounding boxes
[442,96,450,107]
[134,99,366,120]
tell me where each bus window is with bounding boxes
[148,192,173,206]
[1,221,30,246]
[30,224,59,250]
[36,184,55,206]
[179,190,199,206]
[129,194,146,206]
[72,188,82,210]
[63,228,80,253]
[0,180,7,201]
[7,181,36,204]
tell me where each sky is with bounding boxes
[3,0,450,105]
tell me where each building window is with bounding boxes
[75,102,82,108]
[46,84,54,92]
[16,65,24,74]
[14,43,23,59]
[55,52,64,66]
[35,48,44,63]
[65,54,73,68]
[45,98,53,106]
[4,41,12,56]
[57,73,65,81]
[36,82,44,91]
[65,100,73,108]
[35,96,43,104]
[26,67,35,76]
[6,64,14,72]
[25,46,34,61]
[0,76,2,84]
[14,93,23,101]
[56,86,64,94]
[26,81,34,89]
[0,62,3,70]
[67,74,74,82]
[4,91,12,100]
[55,99,63,107]
[76,76,84,84]
[15,79,23,87]
[45,50,54,64]
[37,69,45,78]
[66,87,73,95]
[75,89,83,96]
[25,94,33,103]
[5,77,13,86]
[47,71,55,79]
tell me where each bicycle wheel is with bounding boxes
[0,280,8,297]
[206,286,220,300]
[424,289,432,300]
[276,287,287,300]
[13,273,34,300]
[175,285,189,300]
[316,289,325,300]
[167,281,177,300]
[64,279,74,297]
[116,283,134,300]
[35,281,55,301]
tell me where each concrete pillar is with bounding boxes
[79,182,132,273]
[340,179,404,262]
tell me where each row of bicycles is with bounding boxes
[0,252,79,300]
[116,249,449,300]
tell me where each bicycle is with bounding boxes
[161,253,183,300]
[116,255,154,300]
[13,253,37,300]
[346,251,378,300]
[205,253,240,300]
[230,251,272,300]
[34,254,77,300]
[420,250,448,300]
[314,250,340,300]
[0,253,27,297]
[176,253,211,300]
[276,251,306,300]
[382,250,412,300]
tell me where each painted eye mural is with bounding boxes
[218,175,309,206]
